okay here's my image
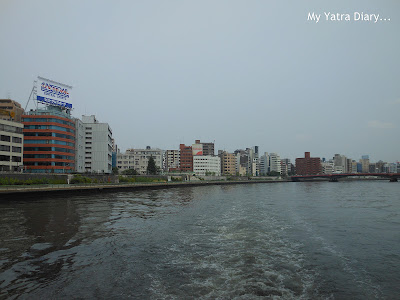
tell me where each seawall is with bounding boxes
[0,180,290,200]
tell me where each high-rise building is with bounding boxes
[295,152,321,175]
[269,153,282,175]
[180,144,193,172]
[0,119,23,171]
[359,156,370,173]
[221,151,236,175]
[333,154,347,173]
[22,106,75,173]
[259,152,269,175]
[78,115,112,173]
[0,99,24,122]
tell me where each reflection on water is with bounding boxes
[0,182,399,299]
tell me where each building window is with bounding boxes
[12,146,22,153]
[12,137,22,143]
[1,135,11,142]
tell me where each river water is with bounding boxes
[0,181,399,299]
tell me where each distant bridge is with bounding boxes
[291,173,400,182]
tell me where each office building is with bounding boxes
[79,115,113,173]
[22,106,75,173]
[269,153,282,175]
[193,155,221,176]
[359,156,370,173]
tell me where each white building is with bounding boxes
[321,161,334,174]
[74,118,85,173]
[269,153,282,174]
[259,153,269,175]
[164,149,180,171]
[77,115,113,173]
[0,119,23,172]
[333,154,347,173]
[193,155,221,176]
[117,147,163,174]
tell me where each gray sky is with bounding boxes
[1,0,399,162]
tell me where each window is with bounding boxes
[1,135,11,142]
[12,146,22,153]
[0,145,10,151]
[12,137,22,143]
[0,155,10,161]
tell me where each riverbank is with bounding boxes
[0,179,290,199]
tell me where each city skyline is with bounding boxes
[1,1,399,162]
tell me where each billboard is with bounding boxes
[192,144,203,156]
[36,77,72,109]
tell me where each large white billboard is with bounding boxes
[192,144,203,156]
[36,76,72,109]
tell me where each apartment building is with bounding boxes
[165,149,180,172]
[180,144,193,172]
[295,152,321,175]
[221,151,236,175]
[0,119,23,172]
[117,147,162,174]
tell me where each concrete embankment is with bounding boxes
[0,180,290,199]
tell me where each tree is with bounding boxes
[268,171,281,177]
[147,155,158,175]
[112,167,119,175]
[122,168,138,175]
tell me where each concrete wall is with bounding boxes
[0,173,68,182]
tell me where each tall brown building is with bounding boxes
[0,99,24,122]
[295,152,321,175]
[221,151,236,175]
[179,144,193,172]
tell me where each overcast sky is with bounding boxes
[0,0,399,162]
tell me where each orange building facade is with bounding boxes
[22,107,75,173]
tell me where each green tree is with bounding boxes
[267,171,281,177]
[147,155,158,175]
[122,168,138,175]
[112,167,119,175]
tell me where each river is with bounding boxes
[0,181,399,299]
